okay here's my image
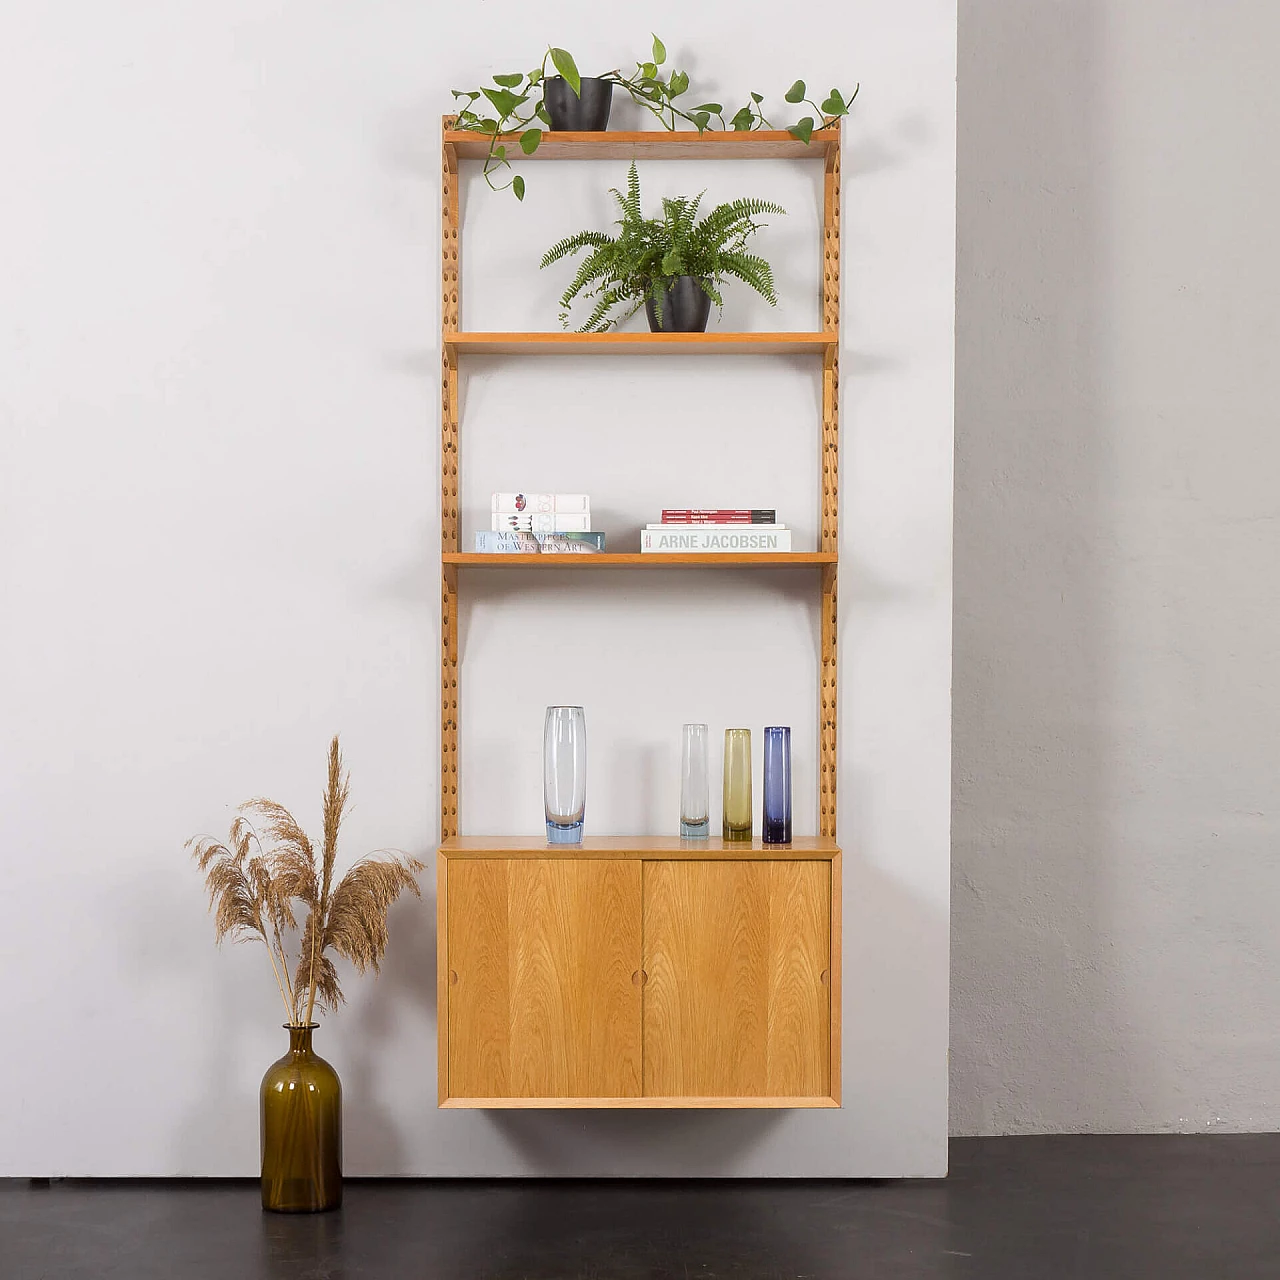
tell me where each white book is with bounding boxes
[640,528,793,553]
[491,492,590,515]
[492,513,591,533]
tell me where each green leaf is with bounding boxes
[549,47,581,97]
[693,102,723,114]
[820,89,846,116]
[641,62,657,80]
[451,89,481,102]
[512,174,525,201]
[494,145,507,162]
[481,86,526,119]
[730,106,754,131]
[784,79,806,104]
[669,70,689,97]
[519,128,542,155]
[535,101,551,125]
[692,111,710,131]
[652,34,666,65]
[788,116,814,144]
[750,91,764,103]
[493,73,525,88]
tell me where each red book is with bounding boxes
[661,509,777,524]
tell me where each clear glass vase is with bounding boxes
[544,705,586,844]
[762,726,792,844]
[260,1023,342,1213]
[722,728,752,842]
[680,724,710,838]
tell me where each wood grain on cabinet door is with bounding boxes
[447,858,642,1099]
[643,860,830,1098]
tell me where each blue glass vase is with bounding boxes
[762,726,792,844]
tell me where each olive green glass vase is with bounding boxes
[260,1023,342,1213]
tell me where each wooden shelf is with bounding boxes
[445,127,839,163]
[442,1095,840,1110]
[444,551,836,568]
[445,331,836,356]
[440,835,840,860]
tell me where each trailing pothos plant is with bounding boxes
[540,161,784,331]
[451,37,858,199]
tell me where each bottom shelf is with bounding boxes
[442,1095,840,1110]
[440,835,839,859]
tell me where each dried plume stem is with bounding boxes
[190,735,424,1026]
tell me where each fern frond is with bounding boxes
[692,198,786,255]
[540,230,611,269]
[560,245,618,310]
[717,251,778,305]
[697,276,725,310]
[577,287,629,332]
[623,161,642,223]
[647,277,667,329]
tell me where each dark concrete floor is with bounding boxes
[3,1136,1278,1279]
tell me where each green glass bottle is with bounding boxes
[260,1024,342,1213]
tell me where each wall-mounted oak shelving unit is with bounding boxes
[437,119,842,1110]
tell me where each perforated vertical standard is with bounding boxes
[441,129,460,839]
[819,130,841,840]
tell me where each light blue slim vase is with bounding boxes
[544,705,586,844]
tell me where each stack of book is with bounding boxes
[639,509,791,553]
[475,493,605,554]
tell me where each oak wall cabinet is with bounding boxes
[438,839,841,1108]
[437,122,843,1109]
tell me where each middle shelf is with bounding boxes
[443,551,837,568]
[444,331,837,356]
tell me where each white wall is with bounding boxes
[952,0,1280,1134]
[0,1,955,1175]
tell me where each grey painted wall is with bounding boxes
[952,0,1280,1134]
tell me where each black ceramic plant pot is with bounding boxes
[645,277,713,333]
[543,76,614,131]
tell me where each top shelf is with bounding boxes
[443,126,840,163]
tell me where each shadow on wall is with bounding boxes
[491,1107,783,1176]
[342,885,438,1175]
[951,0,1135,1133]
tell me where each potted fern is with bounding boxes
[187,737,423,1212]
[540,162,785,332]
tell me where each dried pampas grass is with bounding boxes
[188,736,423,1025]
